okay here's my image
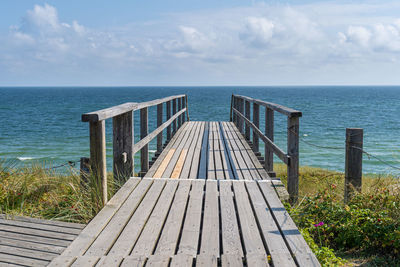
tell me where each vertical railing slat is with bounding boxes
[89,120,107,205]
[252,103,260,152]
[140,107,149,176]
[172,99,177,134]
[245,100,250,140]
[112,111,133,183]
[178,97,182,128]
[287,116,300,203]
[157,103,163,153]
[166,101,171,140]
[265,107,274,175]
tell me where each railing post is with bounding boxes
[230,95,233,122]
[140,107,149,176]
[178,97,182,128]
[185,95,190,122]
[265,108,275,176]
[182,96,186,123]
[233,96,237,125]
[238,98,244,134]
[244,100,250,140]
[287,116,299,203]
[166,101,171,140]
[157,103,163,153]
[253,103,260,152]
[112,111,133,183]
[345,128,363,203]
[89,120,107,205]
[172,99,177,134]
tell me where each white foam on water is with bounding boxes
[17,157,35,161]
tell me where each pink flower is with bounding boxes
[314,222,324,227]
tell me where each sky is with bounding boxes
[1,0,400,86]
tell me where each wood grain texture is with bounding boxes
[113,111,133,182]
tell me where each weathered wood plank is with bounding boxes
[0,230,71,247]
[287,116,299,203]
[120,255,146,267]
[0,218,81,236]
[0,252,49,266]
[155,180,191,255]
[59,178,141,257]
[130,180,179,257]
[200,180,219,256]
[96,255,123,266]
[170,253,193,266]
[171,149,188,178]
[146,254,170,266]
[153,149,176,178]
[85,179,153,256]
[246,254,270,267]
[108,179,166,257]
[48,256,76,267]
[181,121,203,178]
[219,181,243,256]
[0,214,84,230]
[221,254,243,267]
[197,122,209,179]
[207,122,216,180]
[113,111,133,182]
[0,237,64,254]
[213,122,225,179]
[196,254,218,267]
[0,224,76,241]
[178,180,205,256]
[71,256,99,266]
[257,181,320,266]
[232,181,266,256]
[217,122,234,179]
[0,244,56,261]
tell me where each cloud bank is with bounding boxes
[2,2,400,85]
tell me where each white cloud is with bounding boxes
[241,17,275,47]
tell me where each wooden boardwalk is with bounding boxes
[0,214,85,266]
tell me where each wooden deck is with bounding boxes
[50,178,318,267]
[146,121,270,180]
[49,121,319,266]
[0,214,85,266]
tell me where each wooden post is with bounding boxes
[238,98,244,134]
[182,96,186,123]
[230,95,233,122]
[89,120,107,205]
[232,96,237,125]
[345,128,363,202]
[244,100,250,140]
[185,95,190,122]
[253,103,260,152]
[112,111,133,183]
[157,103,163,153]
[287,116,299,204]
[178,97,182,128]
[172,99,177,134]
[166,101,171,140]
[140,107,149,176]
[265,108,275,176]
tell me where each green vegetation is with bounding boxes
[0,161,119,224]
[276,164,400,266]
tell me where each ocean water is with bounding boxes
[1,86,399,175]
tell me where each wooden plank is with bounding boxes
[132,95,186,112]
[233,95,302,118]
[180,121,202,178]
[188,122,205,179]
[108,179,166,257]
[0,224,76,241]
[0,218,81,236]
[207,122,215,179]
[0,230,71,247]
[89,120,107,205]
[153,149,176,178]
[145,255,170,266]
[146,122,189,178]
[71,256,99,267]
[219,181,243,256]
[0,252,49,266]
[120,255,146,267]
[213,122,225,179]
[0,237,64,254]
[227,122,263,180]
[170,254,193,266]
[216,122,234,179]
[113,111,133,182]
[48,256,76,267]
[155,180,191,255]
[197,122,209,179]
[221,254,243,267]
[171,149,188,178]
[130,180,179,257]
[218,122,239,180]
[59,178,141,257]
[0,214,85,230]
[257,181,320,266]
[232,181,266,256]
[200,180,219,256]
[96,255,123,266]
[85,179,153,256]
[246,254,270,267]
[245,181,295,266]
[196,254,217,267]
[0,244,56,261]
[178,180,205,256]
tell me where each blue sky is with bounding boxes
[1,1,400,86]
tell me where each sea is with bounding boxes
[1,86,399,176]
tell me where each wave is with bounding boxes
[17,157,35,161]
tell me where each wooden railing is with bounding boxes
[230,95,302,202]
[82,95,189,205]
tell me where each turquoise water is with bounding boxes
[1,86,399,175]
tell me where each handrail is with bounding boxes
[82,94,189,206]
[82,94,186,122]
[233,94,302,118]
[231,95,300,203]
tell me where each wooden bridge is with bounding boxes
[48,95,319,266]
